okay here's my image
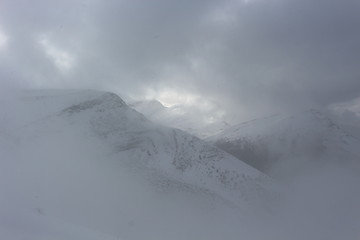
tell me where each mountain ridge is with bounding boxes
[208,109,360,176]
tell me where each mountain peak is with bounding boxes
[61,92,127,115]
[5,89,270,208]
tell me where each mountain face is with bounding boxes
[208,109,360,177]
[130,100,230,139]
[0,90,271,240]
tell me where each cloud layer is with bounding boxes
[1,0,360,120]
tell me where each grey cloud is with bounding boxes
[1,0,359,120]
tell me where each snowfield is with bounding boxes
[0,90,273,240]
[208,109,360,177]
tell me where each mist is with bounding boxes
[1,0,360,239]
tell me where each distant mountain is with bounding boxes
[208,109,360,177]
[129,99,167,117]
[0,90,271,239]
[130,100,230,138]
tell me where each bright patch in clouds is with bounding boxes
[145,87,211,109]
[39,35,75,73]
[143,87,226,124]
[0,28,8,50]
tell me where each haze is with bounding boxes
[1,1,360,240]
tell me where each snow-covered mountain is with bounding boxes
[208,109,360,177]
[0,90,271,240]
[130,100,230,138]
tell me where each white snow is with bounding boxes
[208,109,360,176]
[0,89,272,240]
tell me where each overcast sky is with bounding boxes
[1,0,360,121]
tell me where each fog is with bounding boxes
[1,0,360,239]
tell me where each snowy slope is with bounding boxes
[0,90,271,239]
[130,100,230,138]
[208,109,360,176]
[0,205,118,240]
